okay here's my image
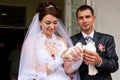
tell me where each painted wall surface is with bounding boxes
[92,0,120,80]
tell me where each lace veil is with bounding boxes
[18,13,74,80]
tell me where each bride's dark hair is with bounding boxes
[36,0,60,21]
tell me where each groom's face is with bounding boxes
[76,9,96,34]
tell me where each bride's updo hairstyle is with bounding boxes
[36,0,60,21]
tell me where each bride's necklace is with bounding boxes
[45,41,57,60]
[41,32,58,60]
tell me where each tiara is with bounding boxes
[46,5,54,8]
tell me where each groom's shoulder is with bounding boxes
[96,32,113,37]
[96,31,114,39]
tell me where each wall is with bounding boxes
[91,0,120,80]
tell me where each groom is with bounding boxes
[70,5,119,80]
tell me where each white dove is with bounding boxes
[64,42,84,58]
[85,41,98,76]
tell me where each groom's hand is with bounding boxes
[84,49,102,65]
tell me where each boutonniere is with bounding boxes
[98,44,105,52]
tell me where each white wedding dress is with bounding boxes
[18,32,71,80]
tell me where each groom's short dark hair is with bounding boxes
[76,5,94,18]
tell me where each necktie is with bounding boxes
[85,36,93,43]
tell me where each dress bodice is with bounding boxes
[35,32,66,62]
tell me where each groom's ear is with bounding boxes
[93,16,96,22]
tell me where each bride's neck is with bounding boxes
[42,32,54,39]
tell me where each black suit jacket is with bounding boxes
[71,31,119,80]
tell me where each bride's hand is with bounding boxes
[70,46,83,61]
[62,49,73,62]
[62,47,84,62]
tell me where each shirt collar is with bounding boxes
[82,30,94,38]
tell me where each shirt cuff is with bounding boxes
[96,58,102,67]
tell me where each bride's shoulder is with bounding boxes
[56,35,68,47]
[56,35,65,41]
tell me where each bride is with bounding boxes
[18,1,83,80]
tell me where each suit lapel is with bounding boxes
[77,32,87,45]
[93,31,102,51]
